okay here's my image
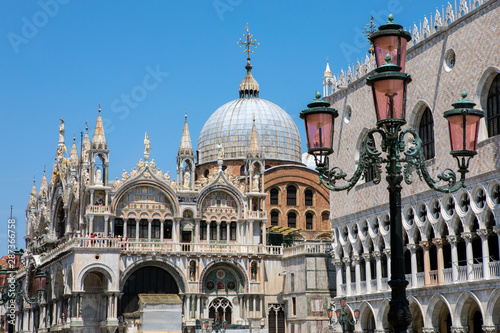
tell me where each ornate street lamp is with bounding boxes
[327,297,360,332]
[11,248,23,270]
[0,257,47,306]
[302,15,484,333]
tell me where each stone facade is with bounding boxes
[324,0,500,332]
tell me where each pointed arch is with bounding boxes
[454,290,485,327]
[486,288,500,326]
[427,293,453,328]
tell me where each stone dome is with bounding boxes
[198,98,302,165]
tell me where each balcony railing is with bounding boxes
[282,242,332,257]
[121,241,282,255]
[490,261,500,277]
[38,237,283,264]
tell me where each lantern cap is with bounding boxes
[374,53,402,73]
[451,91,477,109]
[369,14,411,43]
[300,92,338,119]
[366,70,412,86]
[443,91,485,119]
[307,91,331,109]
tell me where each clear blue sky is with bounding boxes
[0,0,441,251]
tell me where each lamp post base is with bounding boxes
[388,279,412,332]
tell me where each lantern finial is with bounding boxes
[388,14,394,22]
[315,91,321,100]
[461,91,467,99]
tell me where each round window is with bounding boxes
[206,281,215,290]
[227,281,236,290]
[444,49,456,72]
[216,270,226,279]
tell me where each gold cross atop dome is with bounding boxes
[237,23,259,60]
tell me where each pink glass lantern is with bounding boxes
[366,55,412,128]
[443,92,485,156]
[300,92,338,167]
[369,14,411,72]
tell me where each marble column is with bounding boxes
[447,235,459,282]
[433,238,444,284]
[362,253,372,293]
[461,232,474,279]
[89,216,94,235]
[216,221,221,242]
[207,222,211,242]
[262,222,267,246]
[353,255,361,295]
[373,251,382,291]
[383,249,391,279]
[420,241,431,286]
[407,244,418,287]
[477,229,490,279]
[343,257,351,296]
[160,220,164,241]
[104,216,109,236]
[333,258,343,296]
[123,219,128,238]
[148,219,152,242]
[135,218,139,242]
[494,225,500,261]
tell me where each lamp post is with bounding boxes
[204,313,227,333]
[0,254,47,306]
[301,15,484,333]
[327,297,360,332]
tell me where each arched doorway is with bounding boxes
[82,271,108,327]
[119,266,179,316]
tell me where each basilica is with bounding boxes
[8,26,333,333]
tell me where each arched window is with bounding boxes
[200,221,207,240]
[418,107,435,159]
[287,186,297,206]
[270,210,279,226]
[288,212,297,228]
[306,212,313,230]
[240,165,246,176]
[151,220,161,239]
[487,74,500,137]
[304,190,313,206]
[220,222,227,241]
[270,188,279,205]
[230,222,237,241]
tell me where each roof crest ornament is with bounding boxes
[144,132,151,162]
[237,23,260,98]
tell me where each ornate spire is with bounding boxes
[29,176,37,207]
[237,23,260,98]
[39,166,47,198]
[324,58,332,77]
[70,133,79,167]
[247,114,261,158]
[91,104,107,150]
[178,109,194,156]
[82,122,90,163]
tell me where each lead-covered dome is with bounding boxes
[198,98,302,164]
